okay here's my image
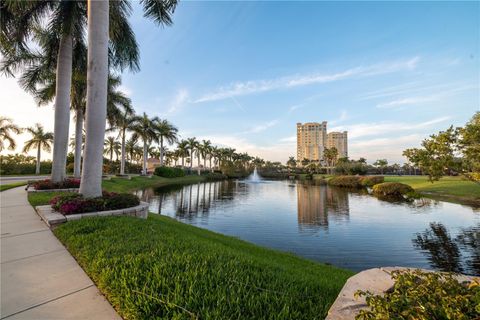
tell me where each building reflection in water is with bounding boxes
[413,222,480,275]
[296,183,350,230]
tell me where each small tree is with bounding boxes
[23,124,53,174]
[403,112,480,183]
[374,159,388,174]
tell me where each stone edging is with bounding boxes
[326,267,478,320]
[35,201,149,227]
[27,187,79,193]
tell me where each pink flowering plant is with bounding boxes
[50,191,140,215]
[33,178,81,190]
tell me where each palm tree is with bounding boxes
[201,140,213,170]
[131,113,160,175]
[0,116,22,152]
[108,101,135,175]
[125,136,139,163]
[104,136,121,163]
[2,2,138,187]
[22,124,53,174]
[324,147,338,174]
[156,119,178,166]
[79,0,177,196]
[177,140,189,168]
[186,137,199,174]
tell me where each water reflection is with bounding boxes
[413,222,480,275]
[296,184,349,229]
[137,180,479,274]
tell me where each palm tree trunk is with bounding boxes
[36,144,41,175]
[120,129,126,175]
[181,157,185,167]
[197,155,201,175]
[79,0,109,198]
[159,137,164,166]
[51,34,73,183]
[209,158,212,172]
[73,110,83,178]
[142,141,147,175]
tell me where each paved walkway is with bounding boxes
[1,187,121,319]
[0,176,50,186]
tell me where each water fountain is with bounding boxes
[247,167,261,183]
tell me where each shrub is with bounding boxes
[104,193,140,210]
[372,182,414,196]
[360,176,384,187]
[328,176,363,188]
[204,172,228,181]
[335,161,368,175]
[154,166,185,178]
[50,192,140,215]
[355,269,480,320]
[33,178,81,190]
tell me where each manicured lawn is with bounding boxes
[27,175,206,206]
[0,182,27,192]
[102,175,205,193]
[385,176,480,204]
[54,214,352,319]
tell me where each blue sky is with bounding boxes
[3,1,479,163]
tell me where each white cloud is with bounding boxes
[243,119,279,134]
[329,110,348,125]
[376,95,439,108]
[165,89,189,114]
[194,56,420,103]
[331,116,451,139]
[349,134,425,164]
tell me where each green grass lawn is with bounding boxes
[0,182,27,192]
[102,175,205,193]
[385,176,480,204]
[54,214,352,319]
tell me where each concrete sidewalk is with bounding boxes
[1,187,121,319]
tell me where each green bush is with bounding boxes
[154,166,185,178]
[335,161,368,175]
[328,176,363,188]
[355,269,480,320]
[204,172,228,181]
[372,182,414,196]
[360,176,384,187]
[0,154,52,175]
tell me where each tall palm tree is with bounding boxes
[22,124,53,174]
[131,113,160,175]
[186,137,199,174]
[177,140,189,168]
[156,119,178,166]
[2,2,138,187]
[104,136,121,163]
[201,140,212,170]
[323,147,338,174]
[80,0,177,197]
[0,116,22,152]
[109,108,136,175]
[125,136,139,164]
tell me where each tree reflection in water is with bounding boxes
[413,222,480,275]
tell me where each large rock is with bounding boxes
[326,267,478,320]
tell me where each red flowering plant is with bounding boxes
[33,178,81,190]
[50,191,140,215]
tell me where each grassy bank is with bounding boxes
[27,175,206,206]
[54,214,352,319]
[384,176,480,205]
[0,182,27,192]
[102,175,205,193]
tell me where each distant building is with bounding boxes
[296,122,348,164]
[327,131,348,159]
[146,158,160,173]
[296,122,327,162]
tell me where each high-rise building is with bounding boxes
[296,122,327,162]
[296,122,348,164]
[327,131,348,159]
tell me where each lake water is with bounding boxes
[137,179,479,275]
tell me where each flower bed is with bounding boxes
[50,191,140,215]
[33,178,80,190]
